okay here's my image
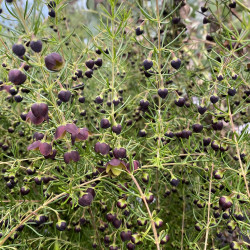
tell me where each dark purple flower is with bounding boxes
[120,230,132,242]
[44,149,57,159]
[56,220,67,231]
[27,140,41,151]
[219,196,233,211]
[106,212,115,222]
[160,235,170,244]
[154,218,163,228]
[26,111,45,125]
[33,132,44,141]
[54,125,67,139]
[78,192,93,207]
[55,124,89,145]
[76,128,89,141]
[58,90,71,102]
[2,85,13,93]
[112,217,122,229]
[30,40,43,53]
[100,118,111,129]
[44,52,64,71]
[112,124,122,134]
[27,141,52,156]
[31,103,48,118]
[86,187,96,198]
[63,150,80,164]
[113,148,126,159]
[39,142,52,156]
[106,158,126,177]
[54,123,79,139]
[94,142,110,155]
[8,69,27,85]
[65,123,79,135]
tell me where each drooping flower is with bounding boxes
[54,124,90,145]
[94,142,110,155]
[106,158,127,177]
[78,192,93,207]
[33,132,44,141]
[31,103,48,118]
[56,220,67,231]
[1,85,13,93]
[8,69,27,85]
[75,128,89,141]
[54,125,67,139]
[26,111,46,125]
[100,118,111,129]
[39,142,52,156]
[63,150,80,164]
[113,148,126,159]
[27,140,52,156]
[26,103,49,125]
[44,149,57,160]
[44,52,64,72]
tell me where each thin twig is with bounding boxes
[130,174,160,250]
[228,102,249,197]
[89,208,104,250]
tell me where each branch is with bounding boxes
[228,99,249,197]
[130,174,160,250]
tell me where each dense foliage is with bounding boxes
[0,0,249,249]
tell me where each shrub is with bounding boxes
[0,0,249,249]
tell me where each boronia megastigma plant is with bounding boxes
[0,0,249,249]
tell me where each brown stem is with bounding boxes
[228,104,249,197]
[130,174,160,250]
[89,208,103,250]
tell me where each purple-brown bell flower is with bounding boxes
[113,147,126,159]
[45,52,64,72]
[54,124,90,145]
[31,103,48,118]
[94,142,110,155]
[33,132,44,141]
[112,124,122,134]
[73,128,90,144]
[26,103,49,125]
[44,149,57,160]
[26,111,46,125]
[106,158,126,177]
[55,123,79,139]
[78,192,93,207]
[64,150,80,164]
[8,69,27,85]
[27,140,52,156]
